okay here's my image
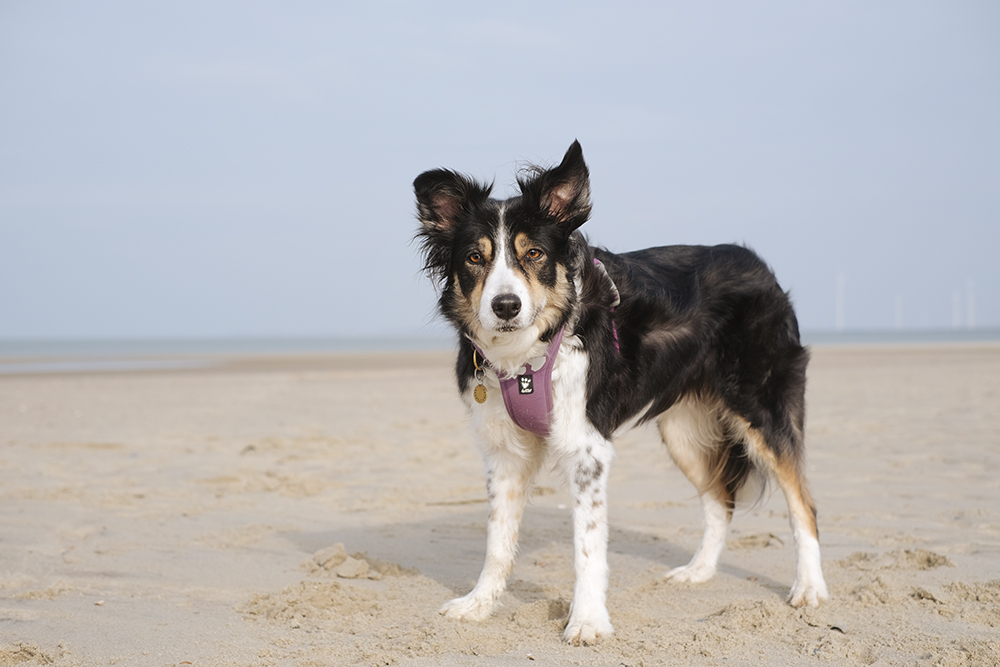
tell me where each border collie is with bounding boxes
[413,141,828,645]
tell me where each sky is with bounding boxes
[1,1,998,339]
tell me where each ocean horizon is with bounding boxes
[1,328,998,375]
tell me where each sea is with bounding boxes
[1,329,998,376]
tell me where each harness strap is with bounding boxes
[472,327,565,436]
[593,258,620,352]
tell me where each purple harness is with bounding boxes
[473,327,565,436]
[471,258,620,437]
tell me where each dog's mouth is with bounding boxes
[486,306,546,335]
[473,300,547,339]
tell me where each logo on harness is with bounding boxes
[518,375,534,395]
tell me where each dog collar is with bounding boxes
[471,326,566,436]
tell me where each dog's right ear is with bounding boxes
[414,169,491,236]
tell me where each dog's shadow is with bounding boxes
[283,504,790,603]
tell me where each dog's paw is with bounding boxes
[664,562,716,584]
[788,579,829,608]
[438,593,495,621]
[563,615,613,646]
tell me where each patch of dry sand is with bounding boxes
[1,345,999,665]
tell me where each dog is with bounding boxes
[413,141,828,645]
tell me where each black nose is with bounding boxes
[491,294,522,320]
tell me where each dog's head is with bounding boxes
[414,141,591,346]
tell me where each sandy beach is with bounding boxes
[1,344,998,666]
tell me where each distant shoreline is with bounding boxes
[801,327,1000,346]
[0,335,456,360]
[1,329,998,376]
[1,328,998,358]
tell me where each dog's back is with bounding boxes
[580,243,807,440]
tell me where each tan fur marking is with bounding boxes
[658,395,726,498]
[514,232,533,256]
[463,236,494,327]
[529,264,572,333]
[512,232,551,320]
[737,419,818,540]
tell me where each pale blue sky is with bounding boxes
[1,1,998,338]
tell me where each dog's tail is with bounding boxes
[710,426,769,513]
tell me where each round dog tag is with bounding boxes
[473,384,487,404]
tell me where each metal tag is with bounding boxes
[473,384,487,404]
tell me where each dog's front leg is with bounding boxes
[562,438,615,645]
[439,446,538,621]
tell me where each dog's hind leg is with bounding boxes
[779,464,828,607]
[439,441,541,621]
[658,396,732,584]
[738,421,829,607]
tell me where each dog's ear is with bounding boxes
[414,169,491,235]
[521,140,592,230]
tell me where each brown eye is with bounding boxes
[526,248,543,260]
[468,252,484,264]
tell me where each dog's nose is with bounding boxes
[491,294,522,320]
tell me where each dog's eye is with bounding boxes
[526,248,543,260]
[468,252,484,264]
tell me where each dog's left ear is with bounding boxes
[523,140,592,231]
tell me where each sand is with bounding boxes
[1,344,998,666]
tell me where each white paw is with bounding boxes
[438,593,495,621]
[664,562,716,584]
[788,578,829,608]
[563,615,613,645]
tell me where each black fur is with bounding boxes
[581,244,809,505]
[415,141,809,498]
